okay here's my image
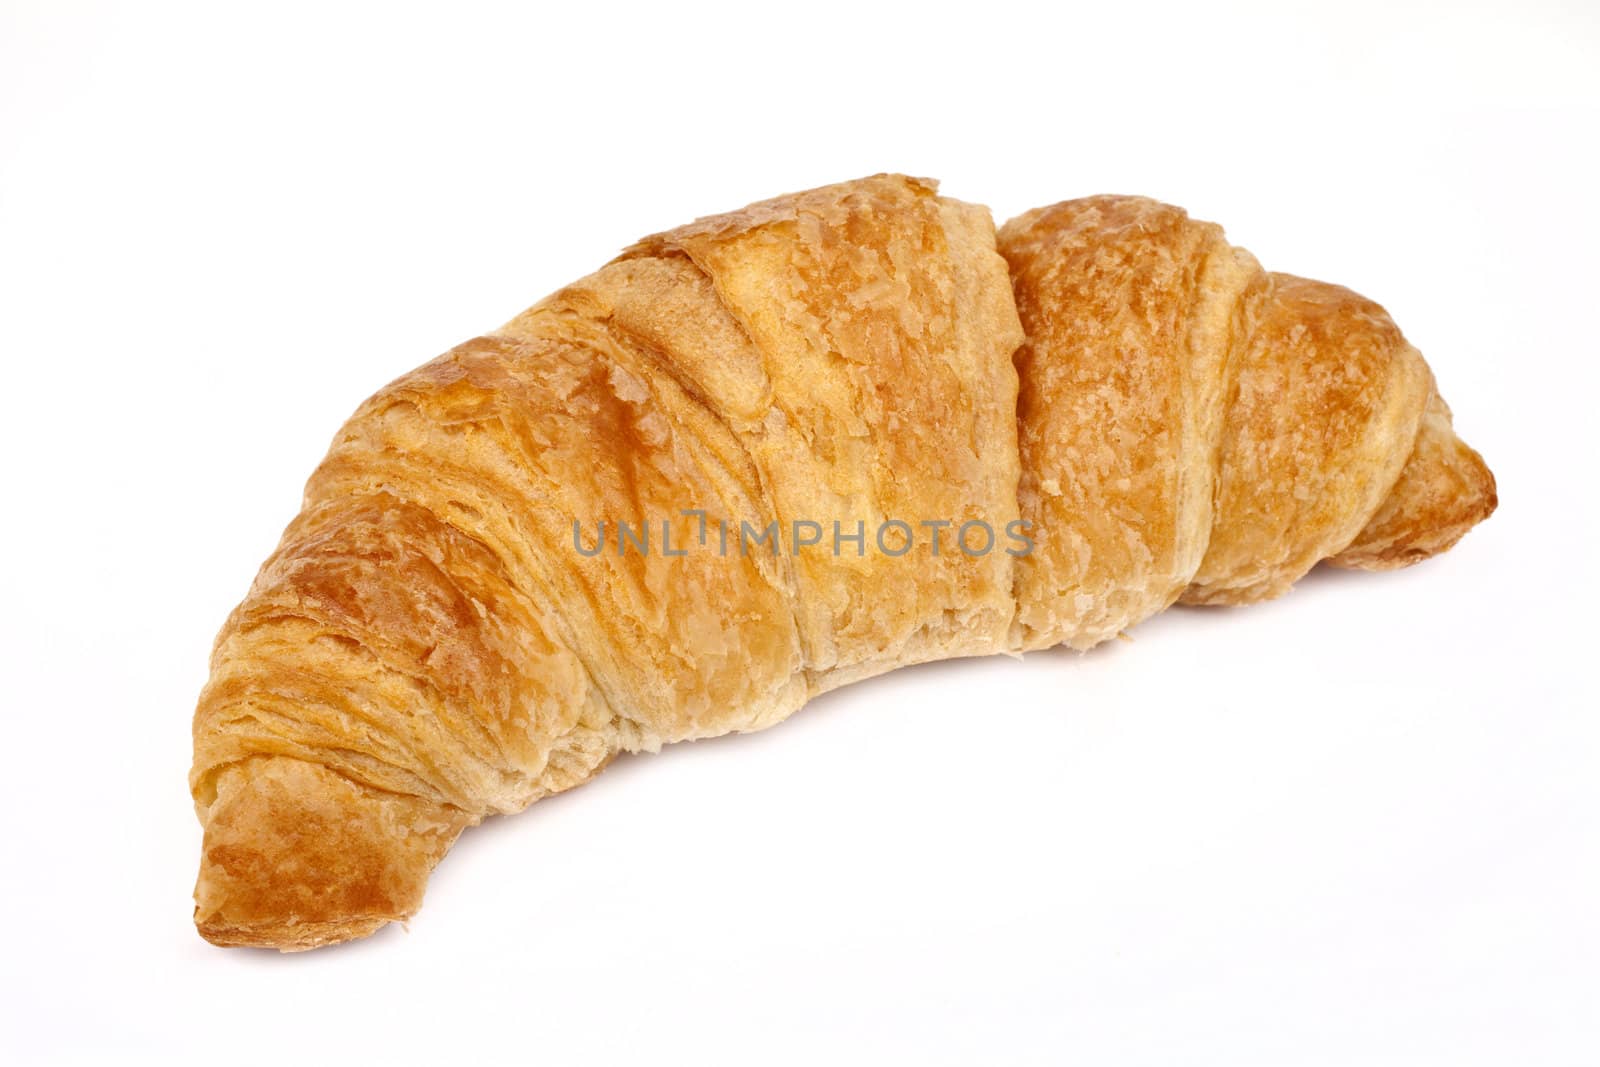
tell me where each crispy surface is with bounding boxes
[192,177,1495,949]
[999,197,1493,620]
[1181,273,1433,604]
[195,757,469,950]
[617,176,1024,685]
[1329,390,1498,569]
[999,197,1259,648]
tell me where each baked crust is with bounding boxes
[192,177,1495,949]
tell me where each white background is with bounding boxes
[2,1,1596,1063]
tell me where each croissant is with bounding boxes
[191,174,1496,949]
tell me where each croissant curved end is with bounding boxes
[1330,390,1498,571]
[193,757,469,950]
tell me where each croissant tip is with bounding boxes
[192,756,463,951]
[1330,418,1497,572]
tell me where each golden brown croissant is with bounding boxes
[190,175,1496,949]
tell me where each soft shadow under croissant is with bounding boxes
[190,175,1496,950]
